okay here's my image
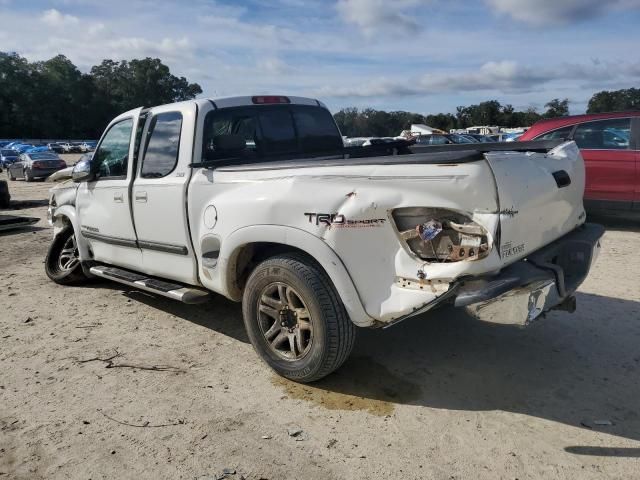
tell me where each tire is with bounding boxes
[0,181,9,208]
[242,253,356,383]
[45,226,87,285]
[8,169,15,181]
[24,169,33,182]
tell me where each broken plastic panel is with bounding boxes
[393,207,490,262]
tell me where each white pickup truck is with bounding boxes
[46,95,603,382]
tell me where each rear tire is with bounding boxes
[45,226,87,285]
[242,253,356,383]
[8,169,15,181]
[24,169,33,182]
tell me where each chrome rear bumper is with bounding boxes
[454,223,604,326]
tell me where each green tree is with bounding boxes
[544,98,569,118]
[587,88,640,113]
[0,52,202,138]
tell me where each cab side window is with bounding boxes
[93,118,133,179]
[140,112,183,178]
[573,118,631,150]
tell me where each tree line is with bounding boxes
[1,51,638,139]
[335,91,640,137]
[0,52,202,139]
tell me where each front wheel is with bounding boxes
[242,253,356,383]
[45,226,87,285]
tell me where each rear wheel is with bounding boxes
[45,226,87,285]
[8,168,15,181]
[24,169,33,182]
[242,253,356,383]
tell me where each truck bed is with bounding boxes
[212,140,564,172]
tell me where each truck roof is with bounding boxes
[118,96,328,119]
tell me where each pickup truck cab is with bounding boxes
[46,95,603,382]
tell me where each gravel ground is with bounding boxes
[1,167,639,480]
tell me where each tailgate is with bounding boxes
[485,141,586,264]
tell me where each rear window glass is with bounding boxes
[202,105,341,163]
[1,149,16,156]
[573,118,631,150]
[30,153,58,160]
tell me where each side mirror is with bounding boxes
[72,158,95,183]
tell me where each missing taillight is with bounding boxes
[393,207,490,262]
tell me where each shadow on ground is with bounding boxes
[109,282,640,444]
[588,212,640,233]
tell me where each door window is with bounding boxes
[535,126,573,141]
[93,118,133,179]
[140,112,183,178]
[573,118,631,150]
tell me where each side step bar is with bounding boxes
[89,265,210,304]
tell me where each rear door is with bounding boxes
[131,102,198,285]
[76,108,144,271]
[633,117,640,211]
[573,117,634,211]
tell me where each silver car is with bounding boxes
[7,152,67,182]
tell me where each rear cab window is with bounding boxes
[202,104,342,163]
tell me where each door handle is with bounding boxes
[135,191,148,202]
[113,193,124,203]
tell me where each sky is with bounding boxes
[1,0,639,115]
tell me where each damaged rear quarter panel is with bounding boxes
[191,161,503,323]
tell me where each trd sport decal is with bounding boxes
[304,213,386,228]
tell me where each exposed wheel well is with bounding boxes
[229,242,321,299]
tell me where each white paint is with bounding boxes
[49,97,589,328]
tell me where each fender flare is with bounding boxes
[52,206,91,261]
[219,225,375,327]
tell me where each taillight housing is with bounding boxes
[32,161,44,168]
[392,207,491,262]
[59,160,67,168]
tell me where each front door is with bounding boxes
[574,117,635,211]
[131,103,198,285]
[76,108,144,271]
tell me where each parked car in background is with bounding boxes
[463,133,492,143]
[1,149,19,167]
[26,145,50,154]
[79,141,97,152]
[415,133,479,145]
[13,144,35,153]
[57,142,80,153]
[6,152,67,182]
[519,111,640,214]
[48,143,65,153]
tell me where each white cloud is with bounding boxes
[336,0,428,36]
[486,0,640,25]
[316,59,640,97]
[40,8,79,27]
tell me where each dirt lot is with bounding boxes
[1,165,639,480]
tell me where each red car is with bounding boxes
[519,111,640,214]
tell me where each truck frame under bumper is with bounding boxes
[453,223,604,326]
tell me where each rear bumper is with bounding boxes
[453,223,604,326]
